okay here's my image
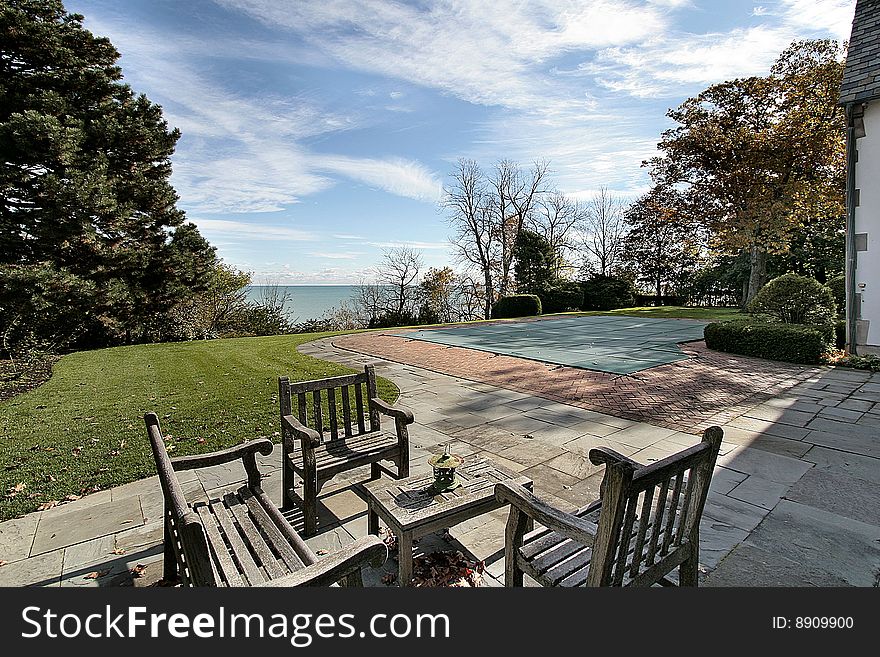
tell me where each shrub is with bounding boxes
[825,275,846,317]
[704,321,832,364]
[580,275,635,311]
[835,318,846,349]
[747,273,836,325]
[538,282,583,314]
[492,294,542,318]
[828,353,880,372]
[367,311,420,329]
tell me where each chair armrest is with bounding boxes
[282,414,321,448]
[495,482,598,547]
[588,447,643,469]
[261,536,388,587]
[170,438,273,471]
[369,398,414,424]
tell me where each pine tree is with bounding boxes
[0,0,215,350]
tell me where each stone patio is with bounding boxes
[1,334,879,587]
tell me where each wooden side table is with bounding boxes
[360,456,533,586]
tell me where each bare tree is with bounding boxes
[445,159,498,319]
[531,191,583,279]
[377,246,423,317]
[352,282,385,325]
[446,158,550,318]
[489,159,550,295]
[454,273,487,322]
[581,187,628,277]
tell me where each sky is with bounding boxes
[67,0,857,284]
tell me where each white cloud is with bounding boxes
[577,0,855,98]
[315,155,442,202]
[367,240,451,251]
[79,15,443,214]
[308,252,361,259]
[191,218,317,241]
[214,0,667,109]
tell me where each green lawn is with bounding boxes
[597,306,746,321]
[0,332,397,521]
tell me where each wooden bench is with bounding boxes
[279,365,414,536]
[145,412,386,586]
[495,426,723,587]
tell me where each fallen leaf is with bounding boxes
[381,573,397,586]
[196,438,205,444]
[130,564,148,578]
[64,494,81,502]
[112,548,126,555]
[38,501,58,511]
[84,570,110,579]
[315,549,328,556]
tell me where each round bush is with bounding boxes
[580,275,635,311]
[492,294,542,319]
[747,273,836,325]
[825,275,845,318]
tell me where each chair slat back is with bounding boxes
[280,366,379,442]
[589,427,723,586]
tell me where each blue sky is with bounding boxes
[68,0,856,284]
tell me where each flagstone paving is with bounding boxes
[0,333,878,587]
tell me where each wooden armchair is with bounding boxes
[279,364,414,536]
[495,426,723,587]
[144,413,386,586]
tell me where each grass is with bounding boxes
[0,332,396,521]
[594,306,746,321]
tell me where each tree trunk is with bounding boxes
[484,272,494,319]
[744,246,768,307]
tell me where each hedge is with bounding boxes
[492,294,542,319]
[581,275,635,311]
[539,282,583,313]
[704,321,832,364]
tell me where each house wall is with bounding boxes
[853,101,880,353]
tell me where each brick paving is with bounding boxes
[334,331,822,433]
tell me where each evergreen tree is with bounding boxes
[0,0,215,351]
[513,229,555,294]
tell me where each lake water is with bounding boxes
[245,285,359,322]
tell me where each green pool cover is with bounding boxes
[395,315,708,375]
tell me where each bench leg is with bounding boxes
[367,500,380,536]
[398,451,409,479]
[504,508,528,587]
[397,531,414,587]
[679,546,699,587]
[341,569,364,587]
[303,472,318,537]
[281,462,293,511]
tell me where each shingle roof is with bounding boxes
[840,0,880,105]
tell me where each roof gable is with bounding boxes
[840,0,880,105]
